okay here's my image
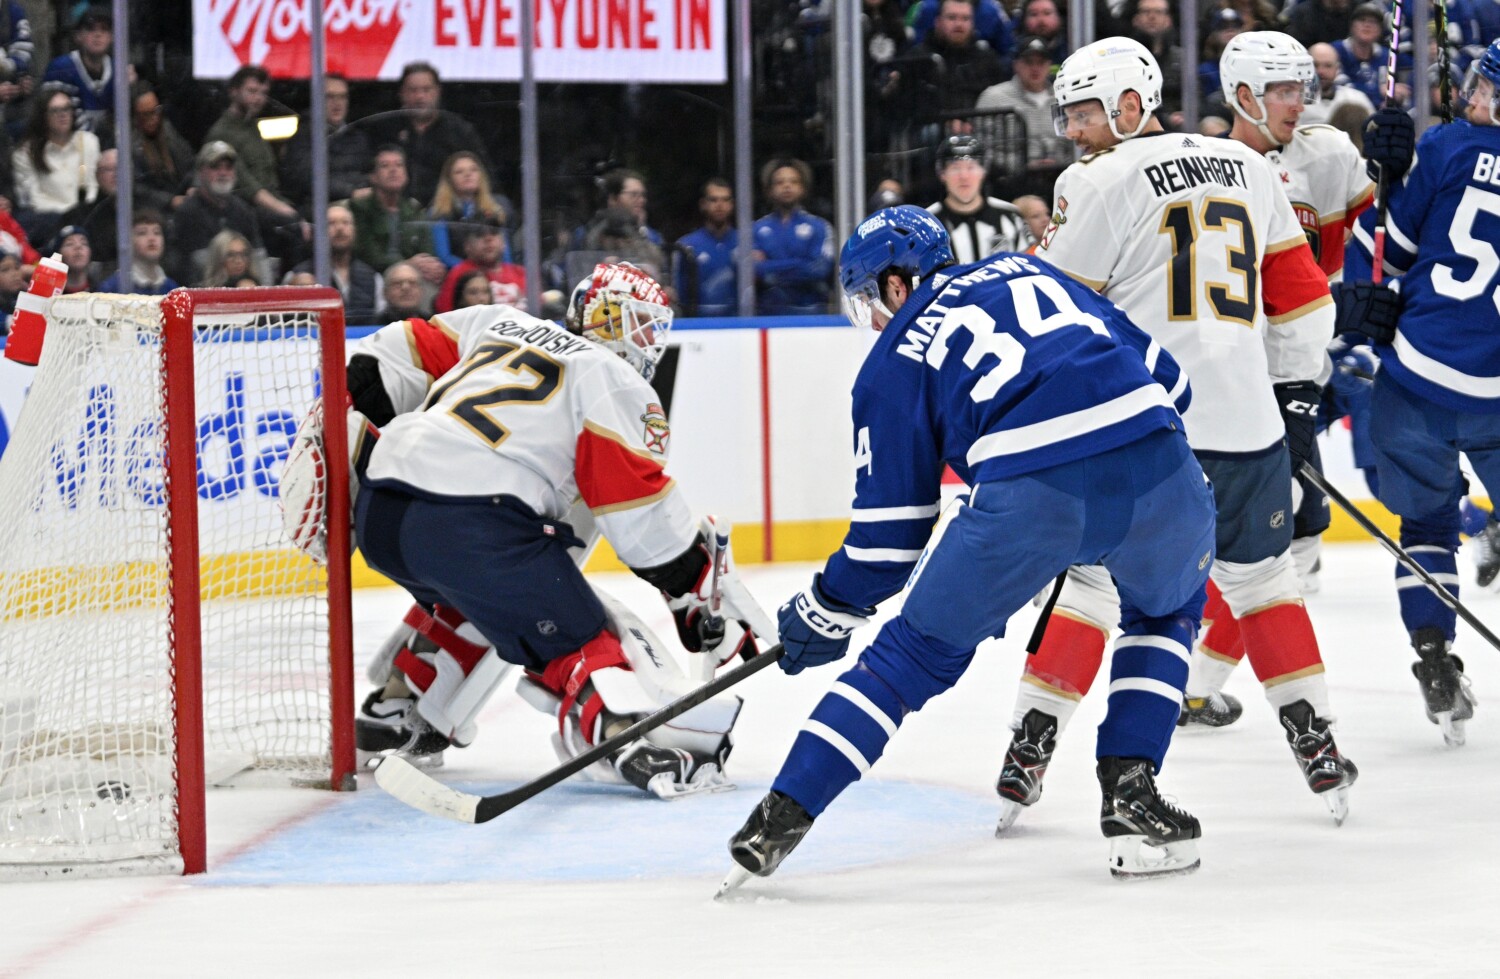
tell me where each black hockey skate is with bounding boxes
[1411,628,1477,747]
[1097,757,1201,880]
[715,790,814,899]
[1176,692,1244,728]
[1278,699,1358,825]
[994,709,1057,835]
[356,690,452,769]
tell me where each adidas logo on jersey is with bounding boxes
[1181,137,1197,148]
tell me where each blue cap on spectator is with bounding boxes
[49,225,88,253]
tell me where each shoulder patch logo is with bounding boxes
[641,403,670,455]
[1039,195,1068,250]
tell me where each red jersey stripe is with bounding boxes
[576,426,673,512]
[1262,240,1331,321]
[404,317,461,381]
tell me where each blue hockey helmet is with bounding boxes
[1463,37,1500,122]
[838,205,954,329]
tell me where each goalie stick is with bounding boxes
[375,645,784,823]
[1301,462,1500,654]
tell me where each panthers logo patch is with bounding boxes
[641,403,670,455]
[1292,202,1321,264]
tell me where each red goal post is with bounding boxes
[0,287,355,879]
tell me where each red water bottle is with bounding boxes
[5,252,68,366]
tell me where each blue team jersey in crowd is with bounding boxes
[677,225,737,315]
[1353,120,1500,414]
[820,252,1192,609]
[754,208,835,315]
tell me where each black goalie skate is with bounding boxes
[994,709,1057,835]
[356,690,451,769]
[1411,628,1477,747]
[1097,757,1201,880]
[1278,699,1358,825]
[715,790,814,899]
[1176,692,1243,728]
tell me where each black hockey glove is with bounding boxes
[1364,105,1416,183]
[1274,381,1322,475]
[1330,279,1402,346]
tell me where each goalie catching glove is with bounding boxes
[280,404,377,564]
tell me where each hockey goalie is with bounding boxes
[281,262,772,799]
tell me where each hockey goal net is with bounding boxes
[0,288,354,879]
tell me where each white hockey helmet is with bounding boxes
[566,261,673,380]
[1051,36,1163,140]
[1220,31,1316,133]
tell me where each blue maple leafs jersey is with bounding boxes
[820,252,1192,609]
[1353,120,1500,413]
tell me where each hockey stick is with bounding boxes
[1300,463,1500,654]
[1370,0,1406,284]
[375,645,785,823]
[1436,0,1453,125]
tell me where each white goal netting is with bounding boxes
[0,292,349,879]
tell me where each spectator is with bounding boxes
[0,246,22,324]
[976,35,1075,174]
[0,198,32,271]
[676,177,737,316]
[0,2,34,130]
[100,209,177,295]
[570,206,668,285]
[42,8,116,137]
[1011,193,1051,245]
[1126,0,1185,111]
[869,177,906,211]
[909,0,1013,55]
[1334,3,1397,107]
[573,169,663,249]
[168,140,266,285]
[1213,0,1279,34]
[1198,8,1247,115]
[1328,100,1372,153]
[279,74,371,208]
[435,216,525,312]
[289,204,381,322]
[428,149,511,268]
[204,64,304,229]
[450,268,492,310]
[131,84,193,215]
[752,158,834,316]
[903,0,1007,117]
[924,133,1029,263]
[197,229,257,287]
[348,145,442,283]
[1017,0,1068,65]
[1287,0,1354,48]
[286,271,317,287]
[231,275,259,288]
[12,84,99,245]
[52,224,93,293]
[370,61,491,207]
[375,260,431,321]
[61,146,116,265]
[1302,40,1376,125]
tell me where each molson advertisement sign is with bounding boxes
[194,0,726,83]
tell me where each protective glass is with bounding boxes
[1053,102,1108,137]
[1262,78,1318,107]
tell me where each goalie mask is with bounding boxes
[566,262,673,380]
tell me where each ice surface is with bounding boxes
[4,543,1499,977]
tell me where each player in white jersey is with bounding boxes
[1178,31,1378,728]
[993,37,1358,831]
[295,264,765,799]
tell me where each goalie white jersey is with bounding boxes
[1267,124,1375,284]
[361,305,695,569]
[1036,131,1333,453]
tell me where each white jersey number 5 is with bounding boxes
[926,275,1108,402]
[1433,185,1500,317]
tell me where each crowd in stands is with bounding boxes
[0,1,1475,327]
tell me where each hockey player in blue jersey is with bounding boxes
[1344,39,1500,745]
[718,206,1217,893]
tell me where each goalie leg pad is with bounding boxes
[395,605,512,748]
